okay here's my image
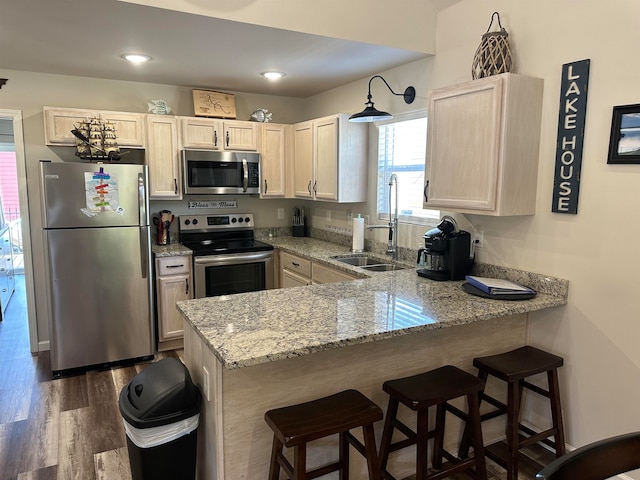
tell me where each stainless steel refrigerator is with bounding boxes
[40,161,154,374]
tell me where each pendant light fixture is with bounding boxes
[349,75,416,123]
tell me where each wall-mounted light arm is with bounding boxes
[349,75,415,123]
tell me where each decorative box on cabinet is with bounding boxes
[155,255,193,351]
[180,117,258,151]
[424,73,543,216]
[146,115,182,200]
[43,106,145,147]
[293,114,367,203]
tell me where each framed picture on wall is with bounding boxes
[607,104,640,164]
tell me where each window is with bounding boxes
[376,110,439,224]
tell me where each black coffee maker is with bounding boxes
[416,216,474,281]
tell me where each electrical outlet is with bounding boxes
[202,365,210,402]
[277,208,284,220]
[326,210,331,221]
[473,231,484,248]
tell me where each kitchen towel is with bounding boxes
[352,215,364,252]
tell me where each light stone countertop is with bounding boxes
[177,236,569,370]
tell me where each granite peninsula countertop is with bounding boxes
[177,236,569,370]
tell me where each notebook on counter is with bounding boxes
[464,275,536,296]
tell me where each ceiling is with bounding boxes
[0,0,456,98]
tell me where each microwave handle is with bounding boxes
[242,158,248,192]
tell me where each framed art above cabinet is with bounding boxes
[423,73,543,216]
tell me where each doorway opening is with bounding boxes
[0,110,37,353]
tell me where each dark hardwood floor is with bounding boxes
[0,275,555,480]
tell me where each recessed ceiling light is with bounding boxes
[122,54,152,64]
[261,71,285,80]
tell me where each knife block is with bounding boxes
[292,224,307,237]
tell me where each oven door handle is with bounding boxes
[194,251,273,265]
[242,158,248,192]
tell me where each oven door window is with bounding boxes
[204,262,266,296]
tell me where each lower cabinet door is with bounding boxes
[157,274,190,344]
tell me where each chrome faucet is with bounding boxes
[368,173,398,260]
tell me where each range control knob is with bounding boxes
[244,217,251,223]
[184,219,191,225]
[192,219,198,225]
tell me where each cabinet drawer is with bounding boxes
[280,252,311,278]
[156,255,191,276]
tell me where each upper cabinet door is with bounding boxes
[424,73,543,216]
[146,115,182,200]
[259,123,288,198]
[313,115,339,201]
[43,107,145,147]
[223,121,258,151]
[180,117,222,150]
[293,121,314,199]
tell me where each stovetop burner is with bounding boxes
[178,213,273,256]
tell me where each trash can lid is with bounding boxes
[119,357,201,428]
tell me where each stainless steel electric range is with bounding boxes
[178,214,274,298]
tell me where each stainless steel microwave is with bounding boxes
[182,150,260,195]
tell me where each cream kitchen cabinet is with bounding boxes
[279,251,358,288]
[146,115,182,199]
[180,117,258,151]
[155,255,193,351]
[260,123,289,198]
[293,114,367,203]
[43,106,145,147]
[424,73,543,216]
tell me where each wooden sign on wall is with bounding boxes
[552,59,590,214]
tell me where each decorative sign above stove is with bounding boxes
[188,200,238,209]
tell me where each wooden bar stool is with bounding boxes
[378,365,487,480]
[459,346,566,480]
[264,389,383,480]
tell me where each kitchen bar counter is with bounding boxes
[177,235,568,480]
[178,236,568,370]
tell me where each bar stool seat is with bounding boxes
[264,389,383,480]
[459,346,566,480]
[379,365,487,480]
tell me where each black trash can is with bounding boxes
[119,357,201,480]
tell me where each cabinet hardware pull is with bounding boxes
[185,278,189,295]
[307,180,312,194]
[214,130,218,147]
[174,178,178,195]
[264,179,268,194]
[292,262,300,267]
[225,131,230,148]
[167,264,184,268]
[313,180,317,195]
[423,180,429,202]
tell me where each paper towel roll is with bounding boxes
[352,216,364,252]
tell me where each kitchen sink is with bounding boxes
[331,255,410,271]
[359,263,409,272]
[331,256,385,266]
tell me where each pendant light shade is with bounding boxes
[349,75,416,123]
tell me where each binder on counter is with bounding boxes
[464,275,535,295]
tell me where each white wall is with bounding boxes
[432,0,640,463]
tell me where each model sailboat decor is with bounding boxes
[71,117,126,161]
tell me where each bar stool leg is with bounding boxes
[458,370,488,459]
[379,397,399,476]
[362,423,381,480]
[432,403,446,470]
[547,369,566,457]
[468,391,488,480]
[293,443,307,480]
[506,380,522,480]
[339,431,350,480]
[268,435,283,480]
[416,408,429,480]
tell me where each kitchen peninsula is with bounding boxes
[177,237,568,480]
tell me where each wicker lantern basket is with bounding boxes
[472,12,513,79]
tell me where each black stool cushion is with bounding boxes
[473,346,563,381]
[264,389,382,447]
[382,365,485,410]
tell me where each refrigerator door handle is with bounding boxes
[139,226,149,279]
[138,173,146,227]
